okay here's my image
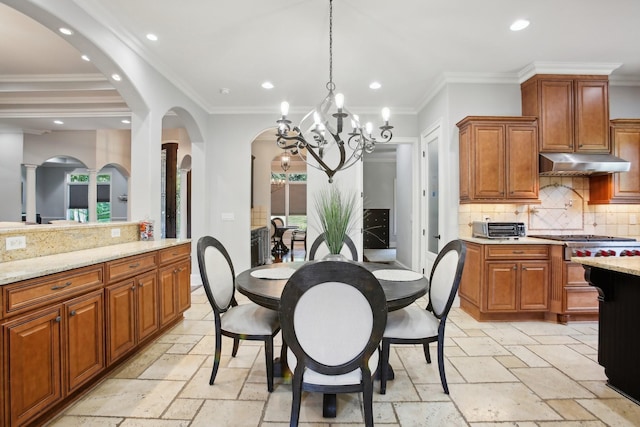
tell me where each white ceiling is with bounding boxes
[1,0,640,134]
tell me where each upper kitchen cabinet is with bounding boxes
[521,75,610,153]
[590,119,640,204]
[458,116,539,204]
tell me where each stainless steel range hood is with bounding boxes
[539,152,631,176]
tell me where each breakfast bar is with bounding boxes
[572,256,640,404]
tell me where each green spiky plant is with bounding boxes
[314,186,358,255]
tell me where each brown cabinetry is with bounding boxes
[459,242,550,321]
[1,242,191,426]
[106,270,158,365]
[457,116,539,203]
[521,74,610,153]
[589,119,640,204]
[158,245,191,326]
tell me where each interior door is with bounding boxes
[420,125,441,275]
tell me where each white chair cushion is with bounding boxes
[204,246,234,309]
[287,347,380,386]
[383,305,440,339]
[220,303,280,335]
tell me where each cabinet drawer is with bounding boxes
[3,265,104,318]
[159,244,191,266]
[106,252,157,283]
[485,245,549,260]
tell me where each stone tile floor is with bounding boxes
[47,287,640,426]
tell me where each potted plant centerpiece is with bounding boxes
[314,186,358,260]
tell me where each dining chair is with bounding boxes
[308,232,358,261]
[196,236,281,392]
[279,261,387,426]
[290,228,307,260]
[271,217,284,245]
[379,239,466,395]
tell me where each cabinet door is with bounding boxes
[137,271,159,342]
[612,125,640,199]
[176,259,191,314]
[458,125,471,201]
[575,79,609,152]
[473,125,505,199]
[66,290,104,393]
[4,307,62,426]
[506,124,538,199]
[519,261,550,311]
[539,79,574,152]
[486,262,517,311]
[158,264,179,326]
[106,279,136,365]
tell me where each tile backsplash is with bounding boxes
[251,205,268,227]
[458,176,640,238]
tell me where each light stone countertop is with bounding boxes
[460,236,564,245]
[571,256,640,277]
[0,239,191,286]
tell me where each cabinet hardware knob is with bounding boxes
[129,263,140,269]
[139,282,144,287]
[70,310,77,316]
[51,281,72,290]
[55,316,61,323]
[131,285,136,291]
[513,265,517,270]
[522,266,527,270]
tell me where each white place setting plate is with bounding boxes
[373,269,424,282]
[250,267,297,280]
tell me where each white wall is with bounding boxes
[0,131,24,221]
[610,85,640,118]
[395,143,414,267]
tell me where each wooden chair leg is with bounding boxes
[423,342,431,364]
[363,375,374,427]
[379,340,390,394]
[210,328,222,385]
[265,337,274,392]
[437,333,449,394]
[290,369,304,427]
[232,337,240,357]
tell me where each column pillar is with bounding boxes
[24,164,37,223]
[87,169,97,222]
[179,168,189,239]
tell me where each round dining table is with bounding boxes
[235,260,428,418]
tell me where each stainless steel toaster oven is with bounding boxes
[472,221,526,239]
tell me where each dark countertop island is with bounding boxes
[572,256,640,404]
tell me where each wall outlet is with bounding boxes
[6,236,26,250]
[111,228,121,237]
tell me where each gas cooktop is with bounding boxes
[528,235,636,242]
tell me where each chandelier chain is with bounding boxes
[328,0,334,91]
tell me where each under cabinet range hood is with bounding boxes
[539,152,631,176]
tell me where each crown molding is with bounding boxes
[518,61,623,82]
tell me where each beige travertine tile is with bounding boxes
[139,354,206,381]
[483,327,538,345]
[112,342,173,378]
[179,366,249,399]
[394,346,465,386]
[450,356,518,383]
[414,384,453,402]
[47,416,123,426]
[580,381,626,398]
[395,401,466,426]
[452,383,562,422]
[525,345,607,381]
[451,336,512,356]
[546,399,597,421]
[191,400,264,427]
[577,398,640,426]
[66,378,184,418]
[120,420,190,427]
[504,345,552,368]
[495,355,528,369]
[511,367,595,399]
[162,398,203,420]
[532,335,583,345]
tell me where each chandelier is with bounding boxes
[276,0,393,183]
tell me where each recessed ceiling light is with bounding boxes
[81,54,90,62]
[59,27,74,35]
[220,88,230,95]
[121,119,131,124]
[146,33,158,41]
[53,120,64,125]
[369,81,382,90]
[261,81,274,89]
[111,73,122,82]
[510,19,530,31]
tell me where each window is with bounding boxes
[67,173,111,222]
[271,173,307,230]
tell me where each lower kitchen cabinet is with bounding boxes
[158,245,191,326]
[459,241,550,321]
[106,271,159,365]
[1,242,190,426]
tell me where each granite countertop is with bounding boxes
[0,239,191,286]
[571,256,640,277]
[460,236,564,245]
[251,225,268,231]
